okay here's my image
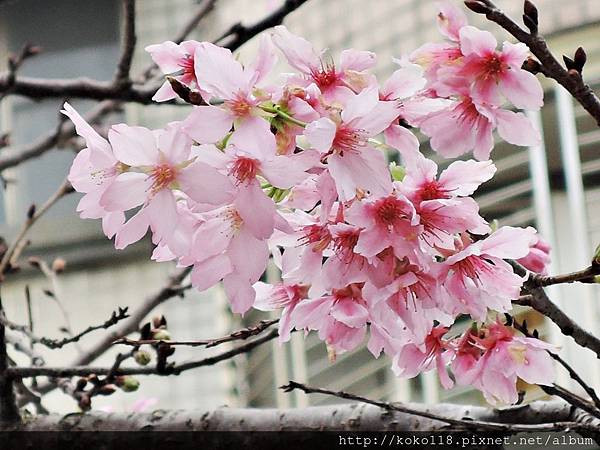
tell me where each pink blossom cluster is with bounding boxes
[64,1,555,404]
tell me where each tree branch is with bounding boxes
[0,178,73,278]
[0,295,19,424]
[113,0,136,87]
[281,381,598,433]
[0,400,598,438]
[3,307,130,350]
[532,265,600,287]
[71,268,191,367]
[522,282,600,358]
[114,318,278,349]
[0,98,118,172]
[512,317,600,411]
[7,328,278,379]
[217,0,309,50]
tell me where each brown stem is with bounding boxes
[114,318,278,349]
[113,0,136,87]
[280,381,593,433]
[7,328,278,379]
[0,294,20,424]
[512,318,600,412]
[0,179,72,278]
[532,265,600,287]
[524,283,600,358]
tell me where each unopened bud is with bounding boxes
[574,47,587,73]
[98,384,117,396]
[152,329,171,341]
[26,204,36,220]
[134,350,152,366]
[464,0,489,14]
[52,258,66,273]
[152,315,167,329]
[27,256,41,268]
[593,243,600,266]
[327,345,337,363]
[523,0,538,33]
[389,162,406,182]
[76,378,88,391]
[119,376,140,393]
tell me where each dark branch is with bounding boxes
[512,317,600,411]
[0,99,118,173]
[71,268,191,367]
[113,0,137,87]
[8,307,131,350]
[114,318,278,349]
[280,381,597,433]
[0,42,41,101]
[523,282,600,358]
[7,328,278,379]
[0,178,73,278]
[0,295,19,424]
[532,265,600,287]
[217,0,309,50]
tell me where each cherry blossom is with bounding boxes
[63,2,558,406]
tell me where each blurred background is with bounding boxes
[0,0,599,413]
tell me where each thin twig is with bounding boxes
[113,0,136,87]
[523,282,600,359]
[512,317,600,412]
[0,42,41,101]
[0,293,19,423]
[280,381,594,433]
[532,265,600,287]
[7,329,279,379]
[0,178,72,278]
[216,0,309,50]
[1,307,130,350]
[114,319,278,349]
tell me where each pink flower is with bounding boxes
[452,321,556,405]
[392,326,454,389]
[181,39,277,154]
[272,26,376,102]
[400,153,494,248]
[145,40,204,102]
[401,152,496,204]
[99,122,233,249]
[419,95,541,160]
[62,102,124,239]
[517,228,551,274]
[380,61,426,156]
[188,183,279,314]
[436,1,468,42]
[304,86,399,201]
[253,282,308,342]
[453,26,543,110]
[364,263,451,345]
[345,191,421,260]
[194,140,316,194]
[441,227,536,321]
[292,284,369,353]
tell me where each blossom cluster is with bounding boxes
[65,1,555,405]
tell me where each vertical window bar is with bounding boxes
[526,109,570,387]
[555,84,600,385]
